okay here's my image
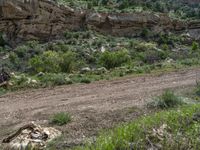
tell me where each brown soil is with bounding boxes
[0,68,199,148]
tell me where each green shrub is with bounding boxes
[195,83,200,97]
[0,88,7,96]
[134,42,156,52]
[14,74,28,86]
[60,51,77,73]
[99,49,130,69]
[129,40,135,48]
[29,51,61,73]
[161,44,169,51]
[148,90,184,109]
[9,52,20,67]
[0,32,5,46]
[50,112,71,126]
[47,42,73,53]
[192,41,199,51]
[10,74,40,89]
[0,47,4,52]
[80,77,91,84]
[139,49,168,64]
[15,45,28,58]
[30,50,78,73]
[141,28,150,38]
[39,73,72,86]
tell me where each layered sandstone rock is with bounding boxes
[0,0,85,45]
[86,12,176,37]
[0,0,39,19]
[0,0,200,46]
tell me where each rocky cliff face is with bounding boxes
[0,0,200,46]
[0,0,39,19]
[0,0,85,45]
[181,0,200,4]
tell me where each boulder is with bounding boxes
[80,67,91,74]
[95,67,108,75]
[0,0,85,44]
[2,123,61,150]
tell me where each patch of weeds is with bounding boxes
[99,49,130,69]
[46,136,64,150]
[191,41,199,52]
[75,104,200,150]
[10,74,40,90]
[148,90,185,109]
[80,77,91,84]
[195,84,200,97]
[50,112,71,126]
[191,84,200,101]
[39,73,72,86]
[0,87,7,96]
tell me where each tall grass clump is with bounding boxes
[50,112,71,126]
[195,79,200,97]
[99,50,130,69]
[148,90,185,109]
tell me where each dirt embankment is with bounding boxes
[0,68,199,147]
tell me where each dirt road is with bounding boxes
[0,68,199,147]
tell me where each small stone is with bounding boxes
[97,67,107,73]
[80,67,91,74]
[37,72,45,77]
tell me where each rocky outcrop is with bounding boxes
[0,0,85,45]
[86,12,187,37]
[0,0,39,19]
[0,0,200,46]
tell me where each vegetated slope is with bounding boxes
[0,1,200,149]
[58,0,200,19]
[0,68,199,148]
[0,0,200,93]
[76,104,200,150]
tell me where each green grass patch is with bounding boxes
[0,87,7,96]
[80,77,92,84]
[50,112,71,126]
[75,104,200,150]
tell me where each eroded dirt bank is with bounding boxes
[0,68,199,148]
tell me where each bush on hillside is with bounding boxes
[29,51,61,73]
[60,51,77,73]
[39,73,73,86]
[99,49,130,69]
[148,90,184,109]
[29,50,78,73]
[192,41,199,51]
[0,32,6,46]
[139,49,168,64]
